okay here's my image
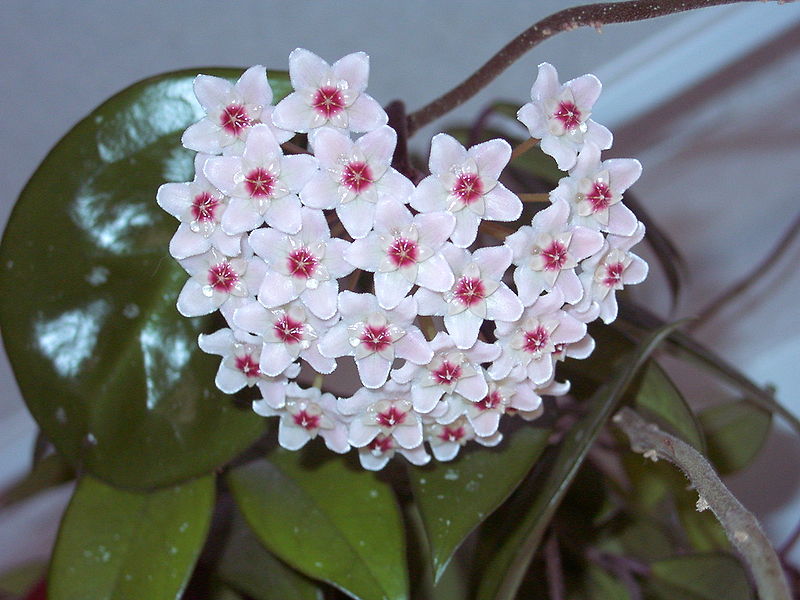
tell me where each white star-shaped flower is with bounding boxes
[272,49,387,136]
[301,126,414,239]
[182,65,291,155]
[505,199,604,305]
[318,292,432,389]
[204,125,318,235]
[249,207,353,320]
[344,200,455,309]
[410,134,522,247]
[517,62,612,170]
[425,416,502,462]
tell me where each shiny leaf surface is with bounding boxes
[699,400,772,475]
[49,474,214,600]
[228,448,408,600]
[408,424,551,582]
[0,68,292,488]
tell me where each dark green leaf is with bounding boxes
[218,511,323,600]
[0,561,45,596]
[700,400,772,475]
[634,361,706,453]
[49,474,214,600]
[585,564,632,600]
[648,553,753,600]
[408,424,550,582]
[228,448,408,600]
[675,492,729,552]
[0,68,292,488]
[1,452,74,507]
[475,320,683,600]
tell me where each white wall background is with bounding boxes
[1,0,799,583]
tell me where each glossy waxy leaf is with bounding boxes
[218,511,323,600]
[228,448,408,600]
[647,553,753,600]
[49,474,214,600]
[0,68,292,488]
[699,400,771,475]
[408,424,551,582]
[475,321,682,600]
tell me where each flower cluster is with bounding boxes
[157,50,647,470]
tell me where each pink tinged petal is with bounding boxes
[259,342,295,377]
[216,365,248,394]
[193,75,233,111]
[203,157,244,197]
[272,92,317,133]
[599,293,619,324]
[470,341,502,364]
[357,352,392,388]
[213,230,244,257]
[515,267,545,305]
[586,120,613,150]
[444,309,484,350]
[455,372,488,402]
[359,125,396,167]
[474,246,513,280]
[169,224,210,259]
[409,175,448,213]
[414,287,447,316]
[257,379,291,409]
[568,334,595,360]
[279,420,313,451]
[332,51,369,93]
[177,279,219,317]
[570,227,605,260]
[346,94,388,133]
[288,48,330,91]
[394,328,433,364]
[375,270,414,310]
[233,301,270,336]
[413,385,444,413]
[237,65,272,106]
[488,352,515,380]
[221,197,262,235]
[623,255,649,285]
[389,296,418,326]
[252,399,280,416]
[416,254,454,292]
[318,322,352,358]
[258,271,300,308]
[471,411,501,437]
[555,270,584,305]
[393,422,424,450]
[391,362,417,384]
[416,212,456,248]
[303,344,336,374]
[337,200,376,239]
[247,227,286,264]
[302,279,339,320]
[540,135,577,171]
[450,210,481,248]
[264,194,302,234]
[345,236,382,271]
[156,183,191,219]
[527,357,554,386]
[606,203,639,237]
[359,450,391,471]
[517,102,546,138]
[484,184,522,222]
[567,73,602,110]
[374,199,413,232]
[512,384,542,411]
[470,138,512,181]
[242,125,283,164]
[431,442,461,462]
[323,238,354,278]
[476,432,503,447]
[377,169,414,203]
[429,133,468,175]
[338,291,378,318]
[486,284,524,322]
[349,419,379,448]
[606,158,642,193]
[312,127,354,167]
[320,425,350,454]
[534,198,570,231]
[198,328,235,356]
[300,174,340,209]
[282,154,319,192]
[553,315,587,346]
[532,63,560,100]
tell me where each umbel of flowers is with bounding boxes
[156,48,647,470]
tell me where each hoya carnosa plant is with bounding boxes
[157,51,648,471]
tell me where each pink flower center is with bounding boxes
[207,262,239,293]
[293,409,320,430]
[312,86,346,118]
[377,405,407,428]
[477,390,502,412]
[191,192,221,222]
[220,103,251,136]
[387,238,419,268]
[235,354,260,377]
[433,361,462,385]
[523,325,550,355]
[541,240,569,271]
[452,173,484,205]
[286,247,318,279]
[369,435,394,453]
[553,101,582,131]
[274,314,305,345]
[602,262,625,287]
[360,325,392,352]
[586,181,612,212]
[244,168,275,198]
[438,425,466,443]
[452,276,486,307]
[341,161,373,192]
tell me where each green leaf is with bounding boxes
[585,564,632,600]
[675,492,730,552]
[1,452,74,507]
[633,361,706,453]
[475,320,683,600]
[0,68,292,488]
[0,561,46,595]
[408,423,550,582]
[218,511,323,600]
[49,474,214,600]
[699,400,772,475]
[228,448,408,600]
[648,553,753,600]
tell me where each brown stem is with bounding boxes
[406,0,775,135]
[511,137,540,161]
[520,193,550,203]
[281,141,310,154]
[545,531,566,600]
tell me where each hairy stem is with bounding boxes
[406,0,777,135]
[613,407,792,600]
